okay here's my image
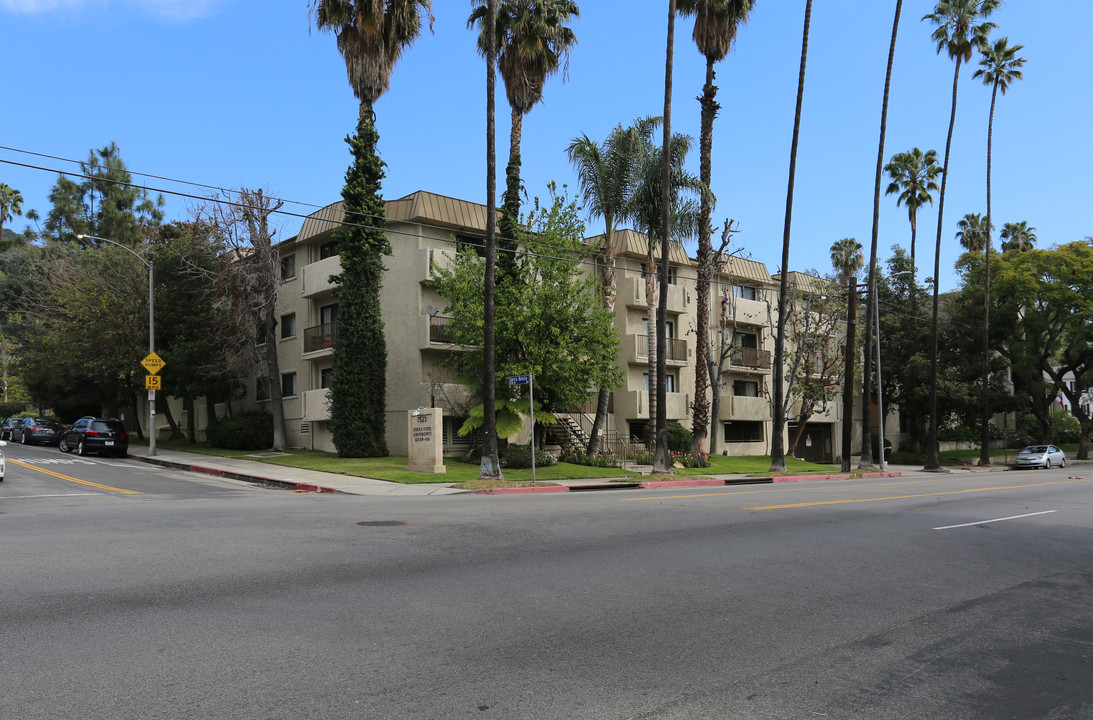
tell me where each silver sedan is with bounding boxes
[1014,444,1067,469]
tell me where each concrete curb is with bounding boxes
[135,455,338,494]
[474,471,903,495]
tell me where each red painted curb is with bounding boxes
[640,479,727,489]
[474,486,570,495]
[191,465,224,477]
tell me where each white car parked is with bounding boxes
[1014,444,1066,469]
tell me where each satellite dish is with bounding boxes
[426,304,439,317]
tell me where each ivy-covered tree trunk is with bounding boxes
[497,107,523,285]
[330,108,391,458]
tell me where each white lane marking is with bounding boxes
[934,510,1057,530]
[7,458,98,465]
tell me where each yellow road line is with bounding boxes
[7,459,143,495]
[746,478,1093,510]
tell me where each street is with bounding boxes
[2,453,1091,719]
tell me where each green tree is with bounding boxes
[677,0,757,457]
[566,116,658,454]
[310,0,434,457]
[433,186,624,440]
[883,148,942,270]
[0,183,24,241]
[971,36,1025,464]
[771,0,813,473]
[921,0,999,470]
[468,0,579,282]
[42,143,164,246]
[999,221,1036,253]
[992,241,1093,458]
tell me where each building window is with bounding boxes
[724,421,763,443]
[280,313,296,339]
[320,303,338,325]
[642,318,675,338]
[319,241,339,260]
[733,380,759,397]
[733,331,759,349]
[320,368,333,389]
[643,373,676,392]
[281,372,297,398]
[456,233,486,258]
[733,284,758,301]
[280,254,296,280]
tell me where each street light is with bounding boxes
[77,234,156,457]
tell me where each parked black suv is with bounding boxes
[59,417,129,457]
[13,417,64,446]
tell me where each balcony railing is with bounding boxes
[429,315,457,344]
[637,335,687,361]
[303,322,337,353]
[729,346,772,369]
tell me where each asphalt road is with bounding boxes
[2,458,1091,719]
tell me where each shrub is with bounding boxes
[559,446,621,468]
[205,410,274,450]
[670,450,710,468]
[501,444,557,469]
[1051,410,1081,444]
[666,421,692,453]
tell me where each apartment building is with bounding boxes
[253,190,856,463]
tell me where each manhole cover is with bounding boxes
[356,520,408,527]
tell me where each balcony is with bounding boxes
[428,315,457,344]
[300,255,341,298]
[615,390,689,420]
[724,395,771,421]
[302,388,331,421]
[619,274,687,313]
[637,335,687,363]
[303,322,336,354]
[728,346,772,370]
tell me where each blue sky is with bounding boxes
[2,1,1088,292]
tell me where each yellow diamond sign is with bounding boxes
[141,352,166,375]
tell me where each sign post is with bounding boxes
[142,352,165,457]
[509,374,535,482]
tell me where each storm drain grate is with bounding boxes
[357,520,408,527]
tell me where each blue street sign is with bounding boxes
[508,374,530,386]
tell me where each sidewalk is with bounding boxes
[128,447,466,496]
[128,446,1025,497]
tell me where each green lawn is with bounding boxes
[135,438,843,483]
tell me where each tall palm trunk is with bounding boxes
[771,0,812,472]
[926,59,962,471]
[587,229,617,455]
[646,262,659,449]
[909,210,918,272]
[979,76,999,466]
[480,0,502,480]
[654,0,677,474]
[861,0,903,469]
[692,56,718,457]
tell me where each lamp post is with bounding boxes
[77,234,156,457]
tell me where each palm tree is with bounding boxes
[956,212,991,252]
[677,0,756,457]
[971,36,1024,465]
[884,148,942,270]
[629,130,704,460]
[469,0,580,280]
[1000,221,1036,253]
[861,0,904,470]
[831,238,863,472]
[921,0,998,470]
[771,0,812,473]
[0,183,24,240]
[566,117,659,454]
[481,0,503,480]
[310,0,434,457]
